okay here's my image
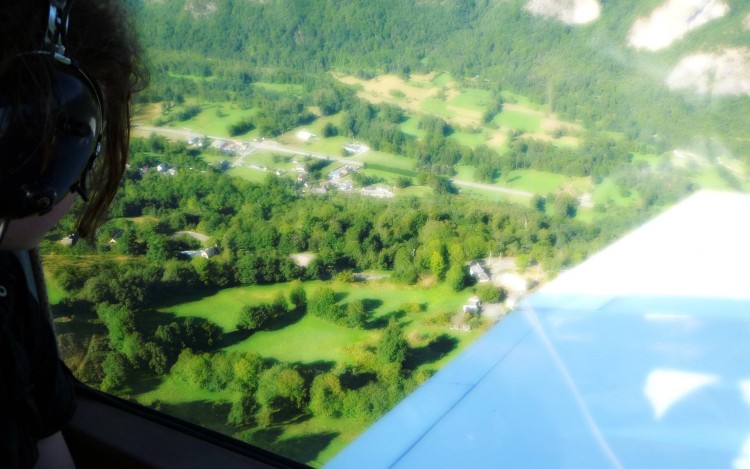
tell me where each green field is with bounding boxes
[452,130,489,147]
[500,91,544,111]
[632,152,662,167]
[167,102,258,138]
[400,117,427,139]
[396,186,433,198]
[355,151,416,173]
[457,186,532,204]
[226,313,373,363]
[430,72,453,87]
[138,278,485,464]
[420,98,453,119]
[227,166,272,184]
[504,170,573,194]
[492,108,542,133]
[449,88,491,111]
[592,178,635,207]
[254,82,306,96]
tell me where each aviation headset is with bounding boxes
[0,0,104,221]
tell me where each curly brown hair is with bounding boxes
[0,0,147,238]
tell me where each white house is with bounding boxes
[468,262,491,283]
[343,142,369,154]
[296,130,316,142]
[462,296,483,315]
[180,245,220,260]
[361,186,394,199]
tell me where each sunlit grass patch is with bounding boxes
[430,72,453,87]
[254,82,306,96]
[449,88,492,112]
[420,98,453,119]
[355,151,416,173]
[502,170,567,194]
[592,178,635,207]
[493,108,542,133]
[452,130,488,147]
[400,117,427,138]
[227,166,272,184]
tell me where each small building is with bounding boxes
[180,245,220,260]
[328,166,351,180]
[296,130,316,142]
[462,296,483,315]
[361,186,394,199]
[469,261,491,283]
[343,142,369,154]
[578,192,594,208]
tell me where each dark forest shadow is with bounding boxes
[366,309,406,330]
[292,360,336,379]
[271,432,339,465]
[339,369,377,390]
[155,400,233,434]
[334,292,350,303]
[361,298,383,312]
[404,334,458,369]
[264,307,306,331]
[123,368,163,396]
[217,329,254,348]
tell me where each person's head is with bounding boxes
[0,0,146,249]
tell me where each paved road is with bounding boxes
[172,231,210,242]
[133,125,363,168]
[133,124,534,198]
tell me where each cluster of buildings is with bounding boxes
[210,140,248,154]
[140,163,178,177]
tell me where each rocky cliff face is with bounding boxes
[524,0,601,25]
[628,0,729,51]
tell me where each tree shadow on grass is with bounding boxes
[246,427,339,466]
[506,175,521,183]
[149,285,226,309]
[271,432,340,466]
[52,299,107,337]
[365,309,406,330]
[339,368,377,391]
[123,368,164,396]
[217,329,254,348]
[250,427,284,448]
[361,298,383,312]
[155,400,234,434]
[292,360,336,379]
[265,307,306,331]
[334,292,350,303]
[404,333,458,369]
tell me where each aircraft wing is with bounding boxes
[328,191,750,468]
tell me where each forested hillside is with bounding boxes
[128,0,750,160]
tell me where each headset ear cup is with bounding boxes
[0,55,103,219]
[20,182,58,215]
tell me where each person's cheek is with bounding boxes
[0,193,77,250]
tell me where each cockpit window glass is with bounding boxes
[45,1,749,466]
